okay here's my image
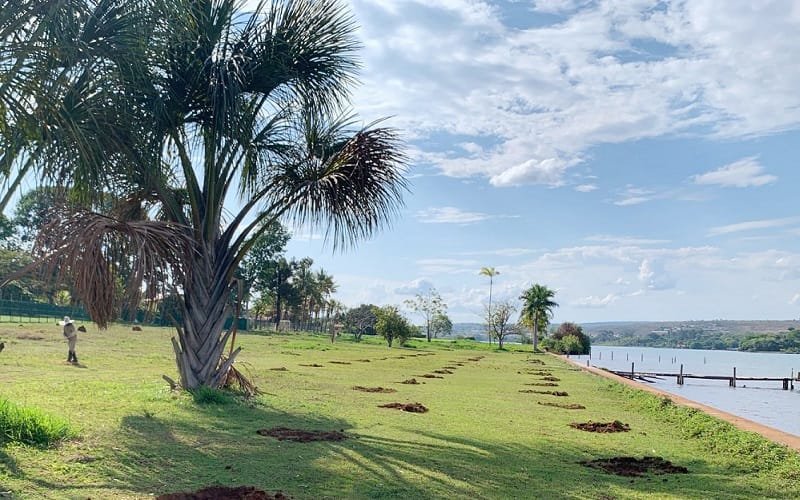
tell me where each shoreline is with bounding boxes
[559,354,800,452]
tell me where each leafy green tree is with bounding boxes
[344,304,377,341]
[375,306,413,348]
[542,322,590,354]
[485,300,516,349]
[430,312,453,339]
[1,0,407,389]
[520,284,558,352]
[239,221,291,308]
[404,287,446,342]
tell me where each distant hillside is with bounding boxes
[580,320,800,339]
[579,320,800,352]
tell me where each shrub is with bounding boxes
[190,386,234,405]
[0,397,74,447]
[375,306,414,347]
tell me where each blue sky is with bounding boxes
[276,0,800,323]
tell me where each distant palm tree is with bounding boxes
[480,267,500,344]
[1,0,407,389]
[520,284,558,352]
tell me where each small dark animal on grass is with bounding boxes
[77,326,87,332]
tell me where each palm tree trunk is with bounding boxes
[171,252,240,389]
[533,311,539,352]
[488,277,493,345]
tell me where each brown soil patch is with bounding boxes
[356,359,371,362]
[269,367,288,371]
[432,369,453,375]
[527,359,545,365]
[579,456,688,477]
[524,382,559,387]
[299,363,324,367]
[401,378,420,384]
[538,402,586,410]
[452,362,465,366]
[442,366,458,370]
[467,356,485,362]
[157,485,290,499]
[541,376,560,382]
[256,427,348,442]
[520,390,569,396]
[418,374,444,379]
[329,361,351,365]
[132,326,142,331]
[352,386,396,393]
[16,333,45,341]
[570,421,630,433]
[526,370,553,376]
[379,402,428,413]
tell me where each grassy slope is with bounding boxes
[0,323,798,499]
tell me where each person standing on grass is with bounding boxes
[62,316,78,364]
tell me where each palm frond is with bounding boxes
[19,209,193,328]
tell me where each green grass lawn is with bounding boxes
[1,323,798,499]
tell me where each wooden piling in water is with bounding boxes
[732,367,737,388]
[631,362,635,379]
[678,364,684,385]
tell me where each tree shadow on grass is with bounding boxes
[94,403,792,500]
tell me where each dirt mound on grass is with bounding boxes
[269,367,288,371]
[299,363,324,368]
[570,421,630,433]
[442,366,458,370]
[524,382,559,387]
[352,386,396,393]
[256,427,348,442]
[527,359,545,365]
[467,356,484,362]
[519,390,569,396]
[401,378,420,384]
[356,359,371,363]
[379,402,428,413]
[157,486,290,499]
[541,376,560,382]
[418,374,444,379]
[329,361,351,365]
[579,456,688,477]
[432,369,453,375]
[77,325,87,332]
[525,370,553,376]
[16,333,45,341]
[538,402,585,409]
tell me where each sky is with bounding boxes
[281,2,799,323]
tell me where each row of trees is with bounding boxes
[479,276,590,354]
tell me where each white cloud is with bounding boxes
[708,216,800,236]
[585,235,671,246]
[345,0,800,187]
[575,184,598,192]
[692,157,777,188]
[456,248,540,257]
[394,278,436,296]
[416,206,518,224]
[790,293,800,305]
[573,293,619,308]
[638,259,675,291]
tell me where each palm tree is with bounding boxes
[479,267,500,344]
[1,0,407,389]
[520,284,558,352]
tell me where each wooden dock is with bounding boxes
[601,363,797,390]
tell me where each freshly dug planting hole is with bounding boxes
[570,421,630,433]
[418,374,444,379]
[401,378,420,384]
[157,486,289,500]
[299,363,324,368]
[580,456,688,477]
[379,402,428,413]
[521,390,569,396]
[352,386,396,393]
[269,367,288,371]
[538,402,585,409]
[432,369,453,375]
[524,382,559,387]
[256,427,348,442]
[329,361,351,365]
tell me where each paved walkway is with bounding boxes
[559,354,800,452]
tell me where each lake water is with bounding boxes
[571,346,800,437]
